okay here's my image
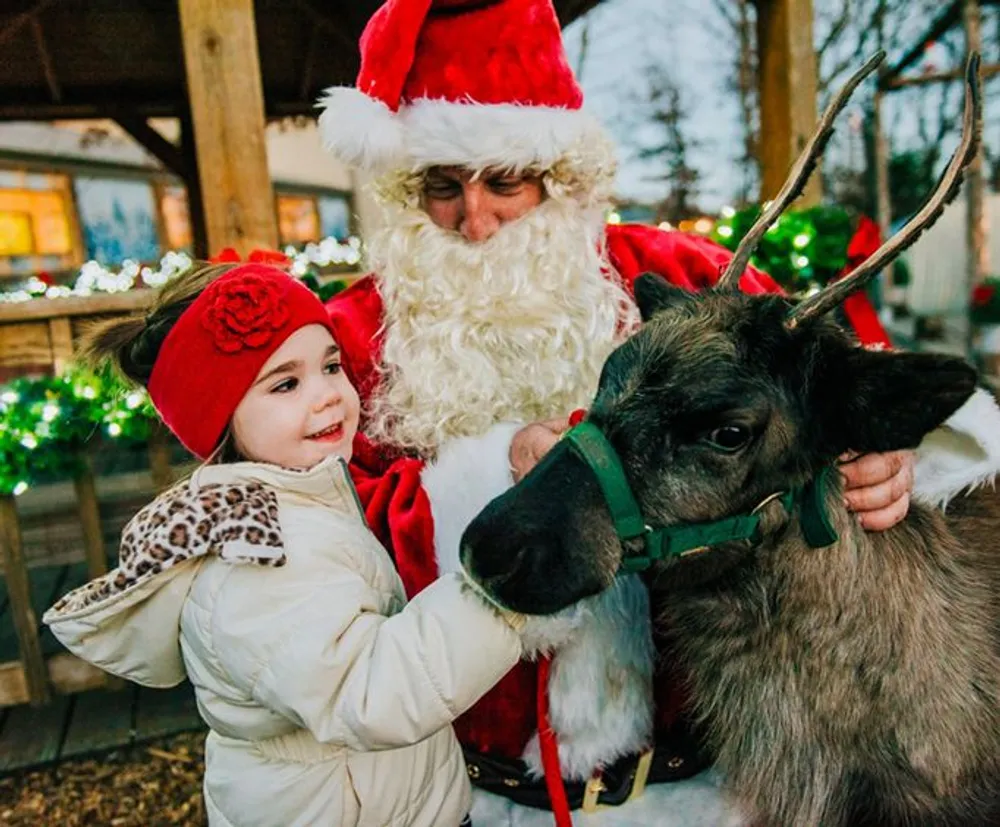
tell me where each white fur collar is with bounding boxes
[914,386,1000,507]
[422,427,655,778]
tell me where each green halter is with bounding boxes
[562,421,838,573]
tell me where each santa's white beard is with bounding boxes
[366,196,640,458]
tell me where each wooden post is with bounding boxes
[964,0,987,359]
[73,457,106,581]
[147,423,175,493]
[757,0,821,206]
[176,0,278,255]
[0,496,50,706]
[179,111,210,260]
[47,317,74,375]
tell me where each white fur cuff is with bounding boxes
[914,386,1000,506]
[421,423,521,574]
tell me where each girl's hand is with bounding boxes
[839,449,916,531]
[509,417,572,483]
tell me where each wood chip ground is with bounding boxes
[0,731,207,826]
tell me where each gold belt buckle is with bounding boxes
[580,748,654,812]
[628,748,654,801]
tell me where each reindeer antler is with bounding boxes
[717,51,887,291]
[786,53,982,330]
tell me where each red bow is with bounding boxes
[210,247,291,266]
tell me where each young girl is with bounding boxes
[43,261,523,827]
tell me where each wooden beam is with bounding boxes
[757,0,821,206]
[147,424,176,493]
[299,23,322,102]
[0,654,107,707]
[29,16,61,103]
[177,0,278,254]
[0,496,50,706]
[0,98,327,123]
[293,0,357,51]
[178,109,209,259]
[0,0,61,48]
[0,291,151,324]
[112,112,187,178]
[74,457,108,582]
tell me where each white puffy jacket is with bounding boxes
[44,456,522,827]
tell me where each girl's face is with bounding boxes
[231,324,360,469]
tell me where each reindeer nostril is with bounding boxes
[464,542,529,587]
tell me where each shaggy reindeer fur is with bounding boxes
[462,284,1000,827]
[461,52,998,825]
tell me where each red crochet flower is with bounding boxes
[972,284,996,307]
[201,273,290,353]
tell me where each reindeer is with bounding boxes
[461,52,1000,827]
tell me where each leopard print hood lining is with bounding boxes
[47,477,287,619]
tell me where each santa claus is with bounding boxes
[318,0,1000,824]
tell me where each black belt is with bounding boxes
[463,727,711,812]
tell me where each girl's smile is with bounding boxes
[305,422,345,443]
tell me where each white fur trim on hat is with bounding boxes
[317,86,406,173]
[402,98,609,170]
[319,89,609,172]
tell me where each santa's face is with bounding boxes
[420,166,545,243]
[364,176,641,458]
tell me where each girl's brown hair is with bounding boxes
[80,262,237,387]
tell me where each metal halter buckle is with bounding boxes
[581,748,655,812]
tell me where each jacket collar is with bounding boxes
[192,454,365,519]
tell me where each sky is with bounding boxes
[564,0,995,213]
[563,0,749,210]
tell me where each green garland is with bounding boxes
[0,364,159,497]
[711,205,855,294]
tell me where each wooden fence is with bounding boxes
[0,291,174,707]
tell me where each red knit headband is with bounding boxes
[147,264,336,459]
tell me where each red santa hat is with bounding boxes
[318,0,608,173]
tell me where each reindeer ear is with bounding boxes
[634,273,691,322]
[820,348,977,454]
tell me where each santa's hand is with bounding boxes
[839,449,915,531]
[509,417,571,482]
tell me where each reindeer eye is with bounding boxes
[703,425,752,453]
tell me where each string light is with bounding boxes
[0,365,159,496]
[0,236,364,305]
[711,204,857,295]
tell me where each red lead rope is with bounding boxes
[537,656,573,827]
[537,408,584,827]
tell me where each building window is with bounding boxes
[159,184,193,252]
[74,177,161,264]
[277,194,320,245]
[318,194,352,240]
[0,171,77,279]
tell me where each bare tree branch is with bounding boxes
[816,0,853,64]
